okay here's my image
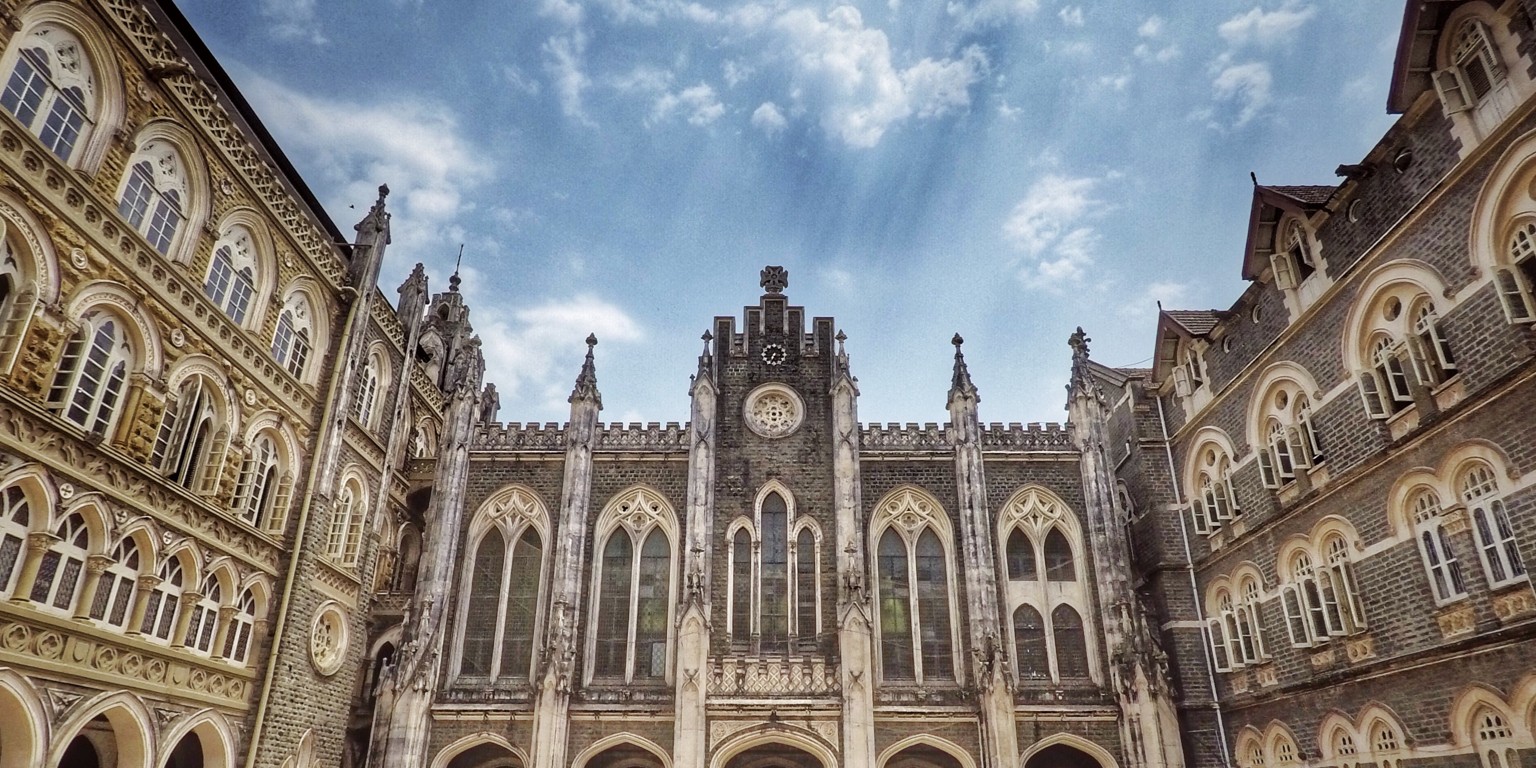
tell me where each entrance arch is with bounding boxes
[430,734,526,768]
[573,734,671,768]
[0,670,46,768]
[885,744,968,768]
[1022,736,1113,768]
[723,744,825,768]
[51,693,154,768]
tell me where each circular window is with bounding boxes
[310,602,349,676]
[1383,296,1402,321]
[743,383,804,438]
[1393,148,1414,174]
[1348,199,1363,223]
[1222,337,1233,353]
[1250,305,1262,324]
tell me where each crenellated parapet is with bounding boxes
[857,422,1075,451]
[472,421,692,451]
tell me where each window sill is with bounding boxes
[1385,404,1419,440]
[1431,375,1466,411]
[1491,579,1535,623]
[1434,601,1476,639]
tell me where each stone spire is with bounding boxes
[834,330,852,380]
[570,333,601,406]
[948,333,978,406]
[696,330,714,380]
[1067,326,1105,406]
[356,183,391,241]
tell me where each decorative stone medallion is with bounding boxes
[310,601,349,676]
[743,383,803,439]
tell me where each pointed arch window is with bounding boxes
[1411,489,1467,603]
[1012,604,1047,679]
[0,485,30,598]
[458,521,543,682]
[1462,462,1525,588]
[353,352,383,428]
[151,375,225,492]
[1473,707,1517,768]
[141,556,184,641]
[590,488,676,684]
[1370,722,1403,768]
[725,487,820,652]
[88,536,140,628]
[1043,529,1075,581]
[234,434,290,529]
[223,589,257,664]
[872,490,957,685]
[1,25,97,162]
[1496,221,1536,323]
[30,510,88,612]
[1051,604,1089,678]
[326,479,366,566]
[117,140,186,255]
[391,524,421,593]
[1000,488,1096,685]
[48,312,132,437]
[272,294,314,380]
[1190,444,1241,535]
[205,226,258,324]
[1006,529,1036,580]
[186,574,223,655]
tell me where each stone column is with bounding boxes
[126,574,162,636]
[1066,329,1184,768]
[8,532,56,604]
[72,554,113,620]
[211,604,237,661]
[830,332,877,767]
[171,592,201,648]
[947,336,1017,768]
[674,334,717,768]
[530,335,603,768]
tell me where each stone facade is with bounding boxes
[2,2,1535,768]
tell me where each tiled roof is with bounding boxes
[1264,184,1337,206]
[1164,310,1223,337]
[1114,367,1153,378]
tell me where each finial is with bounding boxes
[760,265,788,295]
[570,334,601,404]
[948,332,977,403]
[449,244,464,293]
[1249,171,1258,186]
[378,183,390,203]
[834,330,850,377]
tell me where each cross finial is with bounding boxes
[760,265,788,294]
[449,244,464,293]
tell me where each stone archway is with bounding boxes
[445,743,523,768]
[723,744,825,768]
[583,744,667,768]
[1023,744,1103,768]
[886,744,966,768]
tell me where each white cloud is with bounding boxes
[651,83,726,126]
[1218,4,1316,47]
[997,99,1022,120]
[610,65,675,93]
[261,0,326,44]
[947,0,1041,30]
[723,59,754,88]
[239,73,491,271]
[774,6,989,147]
[752,101,788,135]
[464,291,645,411]
[1003,174,1103,289]
[1211,61,1273,126]
[503,65,541,96]
[544,32,592,122]
[1096,72,1131,92]
[1138,16,1164,38]
[1058,6,1084,26]
[540,0,583,26]
[1134,42,1181,62]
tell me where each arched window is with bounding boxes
[590,487,675,684]
[795,527,816,647]
[0,484,30,598]
[1006,529,1036,580]
[1012,605,1047,679]
[117,140,186,255]
[204,226,258,324]
[0,24,97,162]
[1270,220,1320,291]
[1208,580,1266,672]
[1272,734,1299,767]
[151,375,224,492]
[30,510,88,612]
[1357,287,1459,419]
[391,524,421,593]
[1255,380,1325,488]
[1472,707,1517,768]
[999,487,1096,685]
[272,293,314,380]
[1411,489,1467,603]
[354,352,382,428]
[458,525,543,681]
[1190,444,1241,535]
[759,492,788,652]
[1462,462,1526,588]
[326,480,365,566]
[47,311,132,436]
[234,434,290,529]
[141,555,185,642]
[88,536,140,628]
[223,589,257,664]
[1051,604,1089,678]
[1436,18,1507,122]
[872,489,957,685]
[185,574,223,655]
[730,527,750,643]
[1280,538,1365,648]
[0,236,21,349]
[1370,721,1402,768]
[1496,220,1536,322]
[1332,729,1358,768]
[1238,577,1267,660]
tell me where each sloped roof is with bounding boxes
[1241,184,1336,280]
[1388,0,1462,114]
[1164,310,1223,337]
[1265,185,1337,206]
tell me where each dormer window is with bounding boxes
[1435,20,1505,115]
[1271,222,1318,291]
[1173,344,1206,398]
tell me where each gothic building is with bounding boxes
[0,1,1534,768]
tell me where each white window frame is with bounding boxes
[584,486,679,686]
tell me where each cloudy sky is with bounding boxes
[179,0,1402,425]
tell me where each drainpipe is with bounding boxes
[1155,394,1233,768]
[244,278,365,768]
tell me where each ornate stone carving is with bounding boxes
[744,385,803,439]
[760,265,788,294]
[706,655,840,697]
[310,602,348,676]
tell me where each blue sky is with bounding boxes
[179,0,1402,425]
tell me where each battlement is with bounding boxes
[858,422,1075,452]
[473,421,691,451]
